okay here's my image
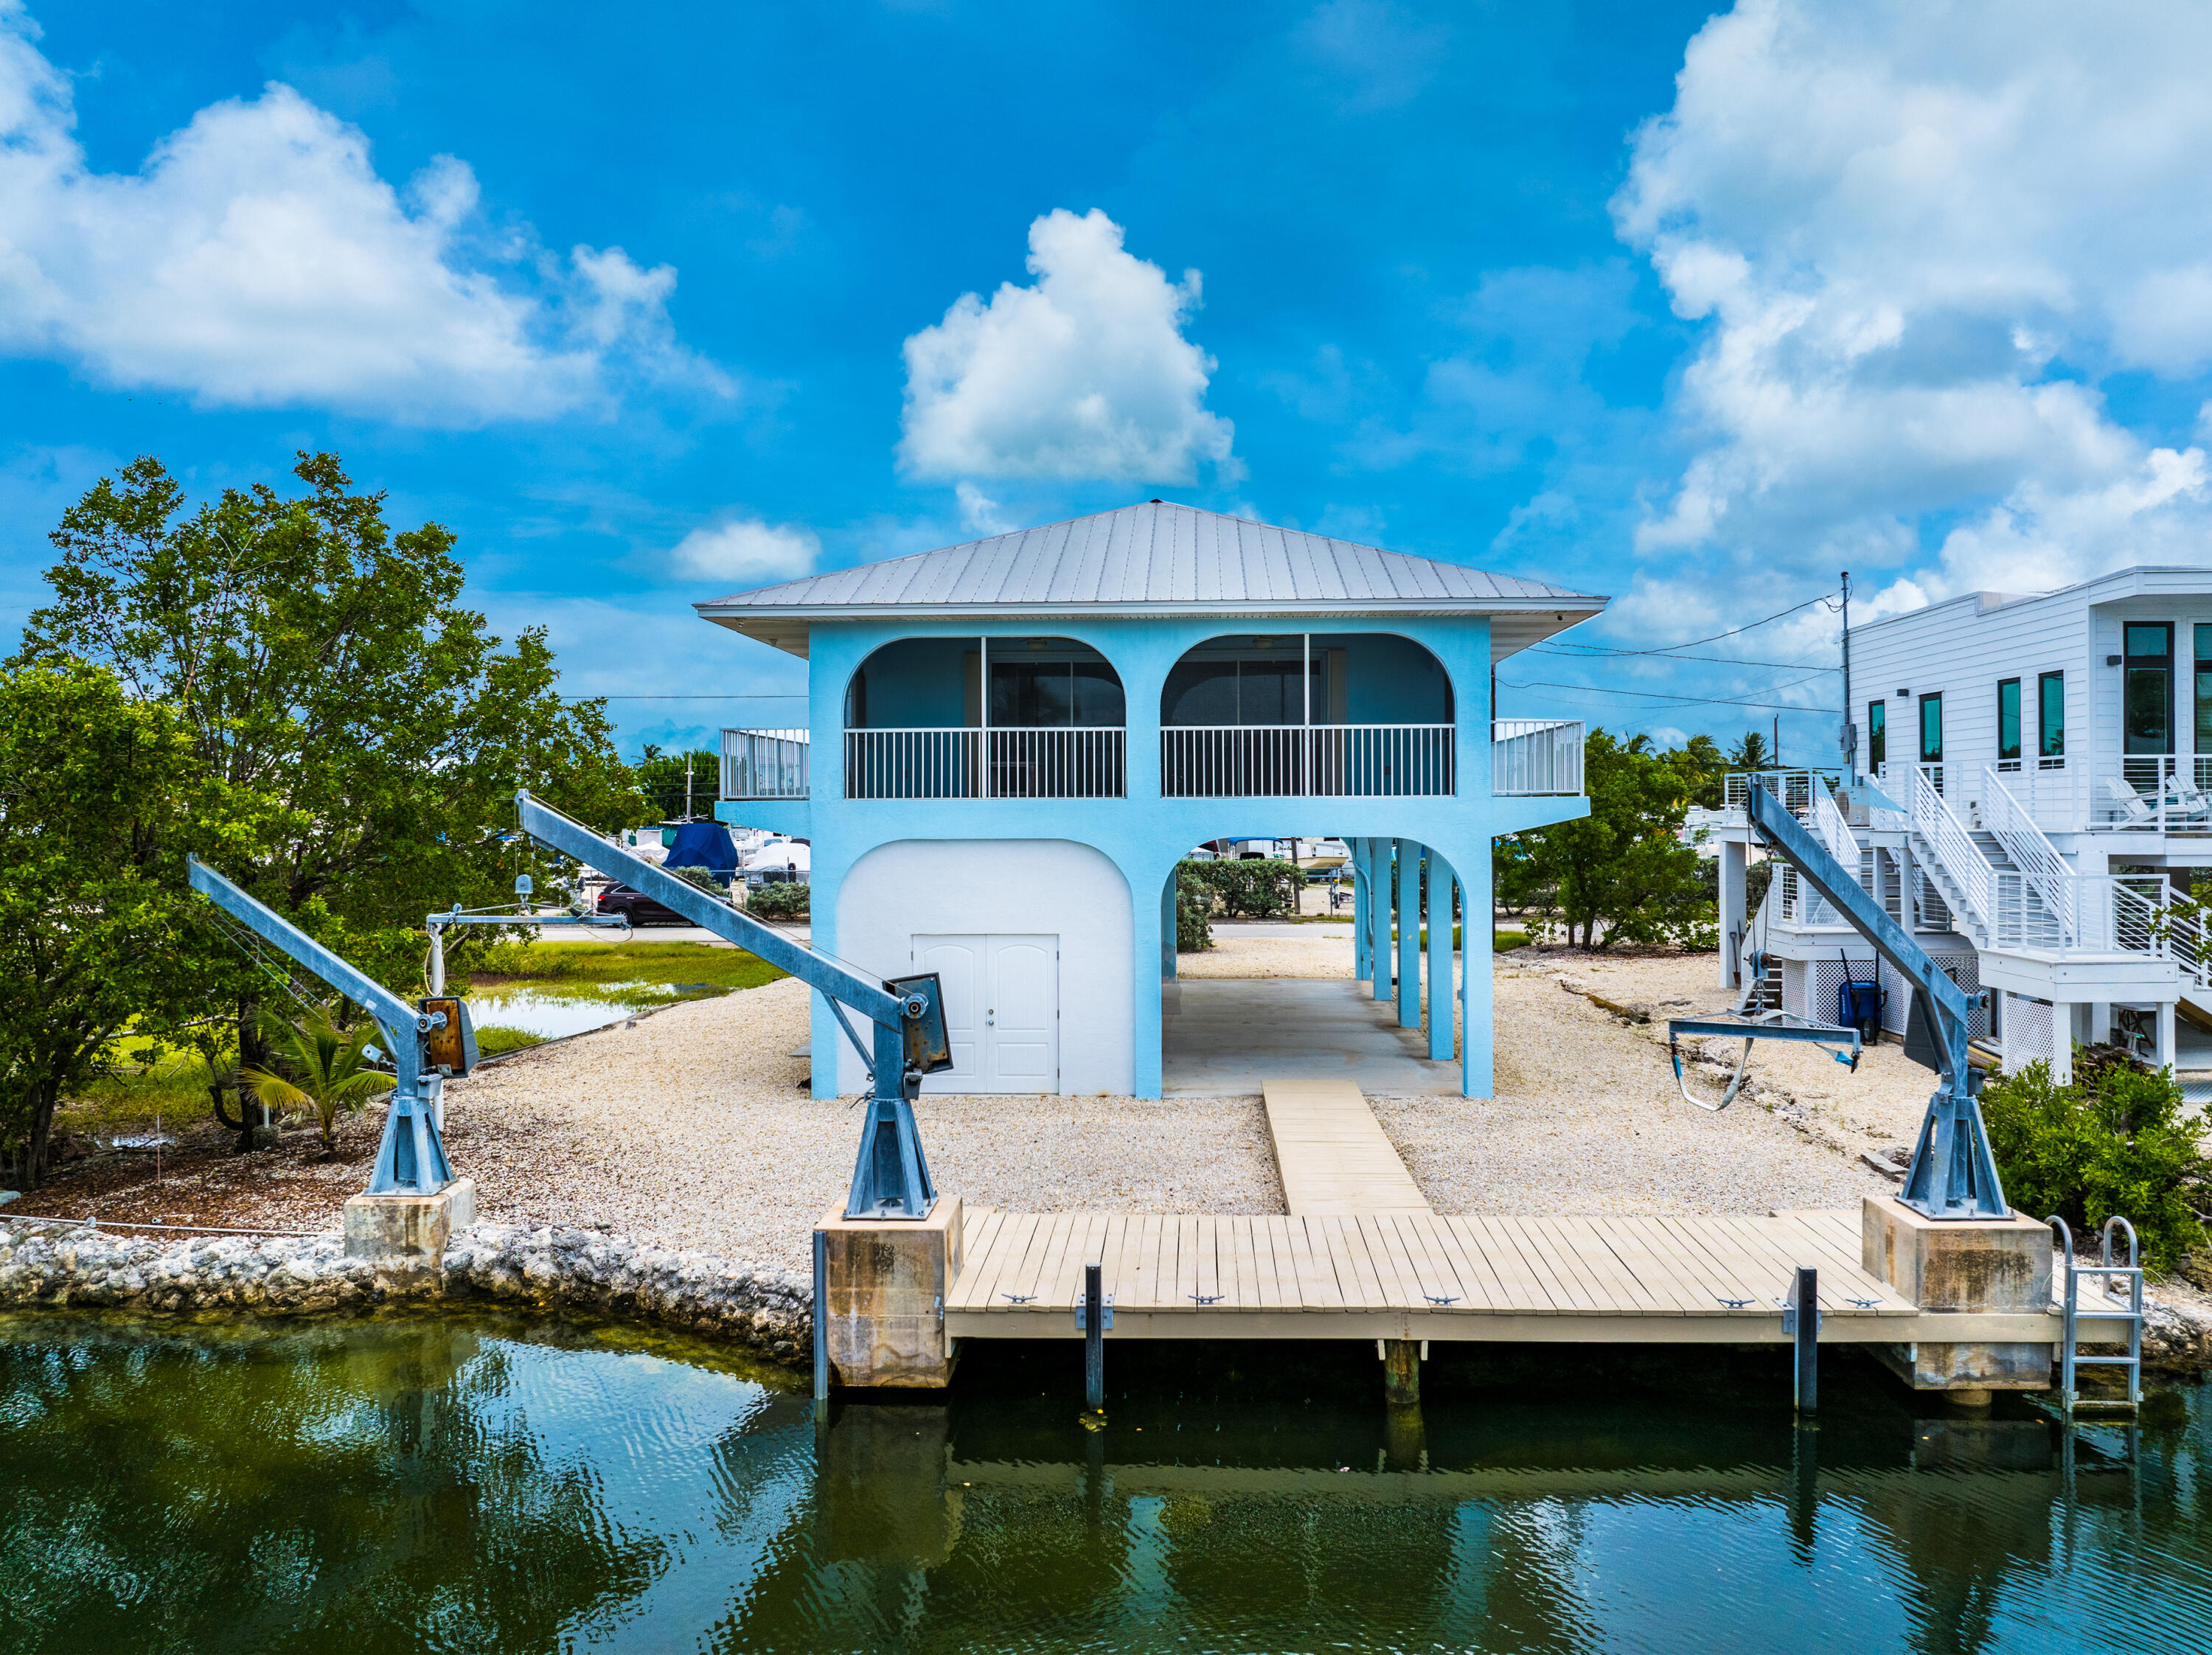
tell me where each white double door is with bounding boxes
[911,934,1058,1093]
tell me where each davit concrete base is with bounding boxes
[817,1196,964,1390]
[1861,1196,2052,1392]
[344,1177,476,1286]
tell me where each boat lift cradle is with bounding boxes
[511,790,950,1219]
[1668,781,2008,1220]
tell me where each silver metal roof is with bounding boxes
[695,500,1607,661]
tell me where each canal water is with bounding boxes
[1,1310,2207,1654]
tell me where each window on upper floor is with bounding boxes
[2125,622,2173,756]
[1997,678,2021,764]
[1919,691,1942,764]
[2196,626,2212,756]
[2039,672,2065,761]
[1867,702,1885,769]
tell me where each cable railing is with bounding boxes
[1980,765,2077,944]
[1491,720,1585,795]
[1908,763,1991,941]
[1161,724,1455,798]
[1723,769,1842,815]
[843,727,1126,799]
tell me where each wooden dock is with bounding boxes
[942,1206,2056,1345]
[1262,1079,1430,1216]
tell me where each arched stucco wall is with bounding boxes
[832,838,1134,1095]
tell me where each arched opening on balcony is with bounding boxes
[844,636,1127,798]
[1159,633,1454,797]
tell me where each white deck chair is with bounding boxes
[2104,776,2156,826]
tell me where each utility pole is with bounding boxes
[1840,571,1854,781]
[685,753,694,821]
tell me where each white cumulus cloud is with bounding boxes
[898,208,1236,484]
[668,517,820,586]
[1613,0,2212,621]
[0,2,723,422]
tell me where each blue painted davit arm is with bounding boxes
[186,856,453,1197]
[512,791,936,1219]
[1743,785,2007,1219]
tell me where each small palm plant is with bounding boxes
[239,1008,393,1156]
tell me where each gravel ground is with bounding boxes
[1373,948,1924,1218]
[448,977,1281,1272]
[17,936,1944,1269]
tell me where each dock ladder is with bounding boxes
[2048,1215,2144,1417]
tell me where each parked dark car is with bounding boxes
[595,883,689,927]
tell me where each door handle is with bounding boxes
[986,1010,995,1025]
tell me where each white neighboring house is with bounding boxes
[1692,566,2212,1083]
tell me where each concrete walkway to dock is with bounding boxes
[1162,978,1461,1095]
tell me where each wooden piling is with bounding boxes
[1792,1266,1818,1414]
[1084,1262,1105,1414]
[1382,1338,1419,1407]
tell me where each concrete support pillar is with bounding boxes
[1425,849,1455,1061]
[2053,1009,2076,1087]
[1133,868,1165,1100]
[1718,840,1748,989]
[2158,1000,2177,1070]
[1352,838,1371,983]
[1368,838,1393,1003]
[2090,1001,2112,1049]
[1461,851,1495,1098]
[1161,871,1177,980]
[1397,840,1422,1031]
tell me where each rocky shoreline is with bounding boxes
[0,1220,812,1362]
[6,1214,2208,1376]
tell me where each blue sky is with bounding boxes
[8,0,2212,760]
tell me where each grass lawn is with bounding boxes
[469,940,786,992]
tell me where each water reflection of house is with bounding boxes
[698,501,1601,1098]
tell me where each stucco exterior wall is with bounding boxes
[832,838,1135,1095]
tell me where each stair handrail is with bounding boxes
[2107,877,2168,960]
[1910,764,1992,935]
[1979,765,2078,945]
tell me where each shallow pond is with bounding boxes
[1,1311,2208,1653]
[465,980,734,1042]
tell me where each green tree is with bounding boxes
[0,662,268,1185]
[239,1008,394,1155]
[1517,729,1713,950]
[635,743,724,821]
[1980,1056,2210,1269]
[1726,729,1773,771]
[13,453,648,1064]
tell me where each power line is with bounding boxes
[1534,644,1836,671]
[1495,677,1841,713]
[1569,590,1840,658]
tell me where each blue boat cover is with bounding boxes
[664,820,740,877]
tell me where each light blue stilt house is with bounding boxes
[700,501,1601,1099]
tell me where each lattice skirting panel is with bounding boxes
[1781,958,1809,1020]
[1871,950,1987,1039]
[2003,993,2059,1073]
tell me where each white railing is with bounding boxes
[1980,765,2076,944]
[1810,789,1858,865]
[844,727,1126,799]
[2157,891,2212,988]
[1161,725,1455,798]
[1908,764,1990,938]
[1723,770,1843,815]
[1492,720,1585,795]
[722,727,810,801]
[1775,863,1855,929]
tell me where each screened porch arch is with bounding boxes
[844,635,1127,798]
[1159,633,1455,797]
